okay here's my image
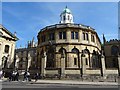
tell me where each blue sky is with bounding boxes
[2,2,118,48]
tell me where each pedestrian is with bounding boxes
[12,71,16,81]
[15,71,19,81]
[0,70,3,79]
[8,71,12,82]
[27,71,31,81]
[23,71,27,81]
[34,72,39,82]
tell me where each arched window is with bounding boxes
[71,48,79,53]
[111,45,119,56]
[68,15,70,20]
[63,16,65,21]
[0,31,3,36]
[4,45,9,53]
[59,47,66,54]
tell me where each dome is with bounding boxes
[62,6,71,14]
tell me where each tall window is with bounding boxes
[83,32,89,41]
[4,45,9,53]
[85,58,88,65]
[83,32,85,40]
[74,58,77,65]
[91,35,95,42]
[59,32,66,39]
[71,32,78,39]
[63,16,65,21]
[49,33,54,40]
[86,33,89,40]
[41,35,46,42]
[68,15,70,20]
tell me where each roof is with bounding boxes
[0,24,19,41]
[61,6,71,14]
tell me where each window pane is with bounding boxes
[59,32,62,39]
[75,32,78,39]
[85,58,88,65]
[86,33,89,40]
[71,32,74,39]
[63,32,66,39]
[74,58,77,65]
[83,33,85,40]
[4,45,9,53]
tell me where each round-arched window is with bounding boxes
[111,45,119,56]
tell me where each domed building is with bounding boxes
[37,7,102,78]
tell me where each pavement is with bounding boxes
[0,78,119,86]
[30,79,119,86]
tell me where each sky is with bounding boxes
[2,2,118,48]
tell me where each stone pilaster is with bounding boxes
[60,57,65,79]
[66,30,71,42]
[78,30,82,42]
[41,52,47,78]
[101,54,106,78]
[81,54,86,76]
[118,55,120,76]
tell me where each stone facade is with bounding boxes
[0,24,18,69]
[15,38,38,72]
[37,7,102,78]
[103,39,120,68]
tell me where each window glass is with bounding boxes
[74,58,77,65]
[63,32,66,39]
[75,32,78,39]
[85,58,88,65]
[63,16,65,21]
[49,33,54,40]
[83,32,85,40]
[4,45,9,53]
[71,32,74,39]
[59,32,62,39]
[86,33,89,40]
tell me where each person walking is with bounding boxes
[34,72,39,82]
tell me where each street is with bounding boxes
[0,80,119,89]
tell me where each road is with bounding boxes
[0,80,119,89]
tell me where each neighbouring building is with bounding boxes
[103,37,120,68]
[15,38,38,73]
[0,24,18,70]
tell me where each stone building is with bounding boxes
[37,7,102,78]
[103,37,120,68]
[15,38,38,72]
[0,24,18,69]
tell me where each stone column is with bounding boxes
[41,52,47,78]
[60,57,65,78]
[66,30,71,42]
[27,53,31,71]
[78,30,82,42]
[101,54,106,78]
[81,54,86,77]
[118,55,120,76]
[60,51,65,79]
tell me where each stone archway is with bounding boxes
[71,47,80,68]
[83,48,90,68]
[46,47,55,68]
[59,47,67,67]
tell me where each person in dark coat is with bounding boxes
[15,71,19,81]
[23,71,27,81]
[34,73,39,82]
[8,71,12,82]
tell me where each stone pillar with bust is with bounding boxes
[41,52,47,78]
[100,51,106,79]
[60,50,65,79]
[81,52,86,77]
[118,55,120,76]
